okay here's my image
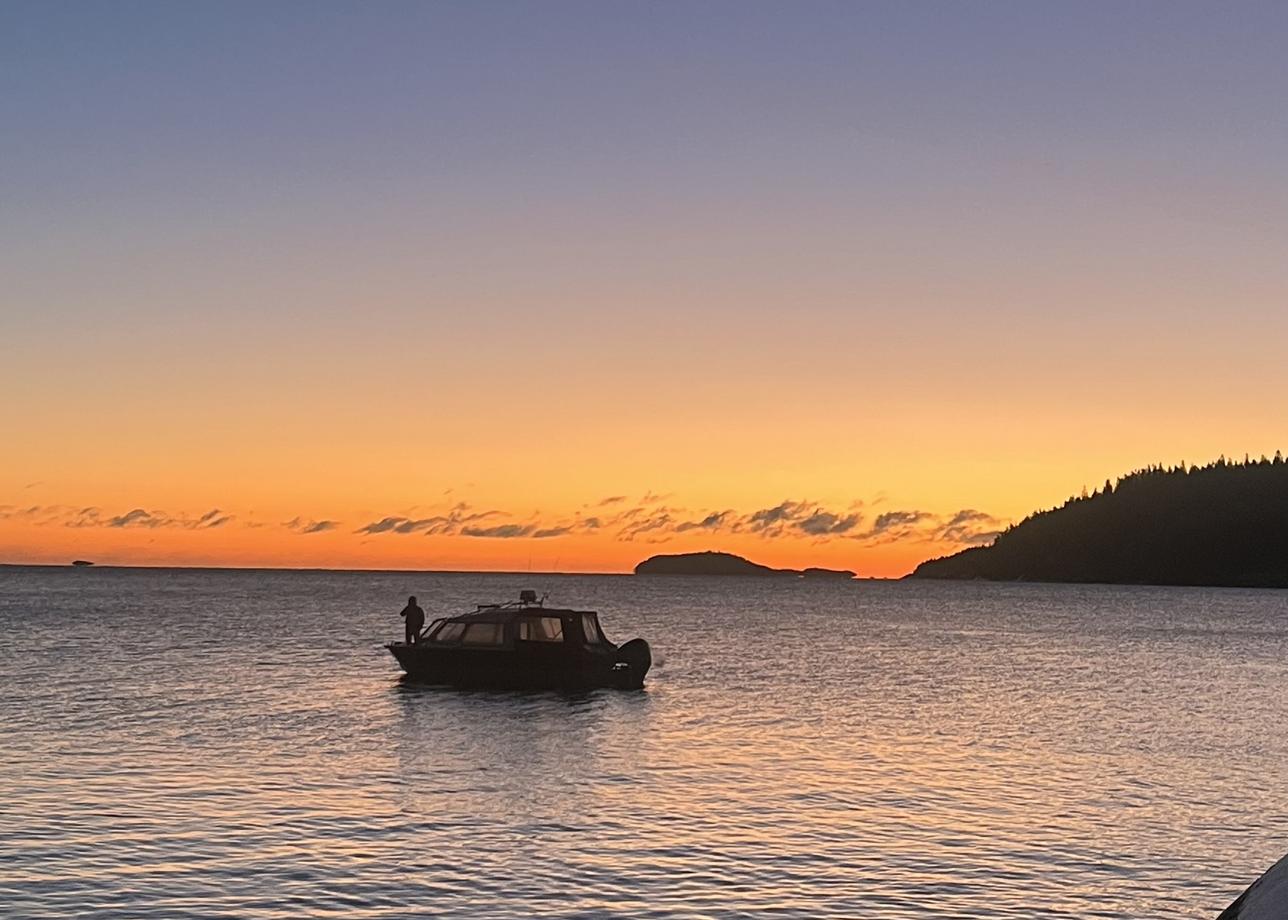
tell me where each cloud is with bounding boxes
[842,508,1006,546]
[461,523,535,538]
[5,490,1003,552]
[355,516,405,535]
[617,512,676,541]
[0,504,53,522]
[285,517,339,534]
[740,500,864,537]
[937,509,1003,546]
[65,507,103,527]
[355,504,599,540]
[945,509,992,526]
[954,528,1001,546]
[107,509,164,528]
[100,507,233,530]
[606,499,869,543]
[871,510,930,532]
[741,500,811,535]
[853,510,933,543]
[355,505,503,537]
[7,505,239,530]
[354,515,445,535]
[795,510,862,536]
[195,509,234,529]
[675,510,733,533]
[532,526,573,539]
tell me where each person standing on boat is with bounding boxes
[400,595,425,644]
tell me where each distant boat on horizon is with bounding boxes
[71,560,94,567]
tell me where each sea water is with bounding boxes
[3,566,1287,918]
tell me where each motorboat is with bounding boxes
[385,590,652,690]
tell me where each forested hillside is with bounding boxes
[913,455,1288,587]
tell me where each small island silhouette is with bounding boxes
[912,454,1288,588]
[635,551,856,579]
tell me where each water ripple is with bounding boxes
[3,570,1288,917]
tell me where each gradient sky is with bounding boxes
[3,1,1287,574]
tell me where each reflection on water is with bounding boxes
[3,567,1288,917]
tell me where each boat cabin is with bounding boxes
[421,604,610,650]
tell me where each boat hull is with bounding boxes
[385,640,650,690]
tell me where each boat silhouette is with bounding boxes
[385,590,651,690]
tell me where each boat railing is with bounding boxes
[475,590,547,612]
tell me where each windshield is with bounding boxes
[430,622,465,643]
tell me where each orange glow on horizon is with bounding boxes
[0,503,952,577]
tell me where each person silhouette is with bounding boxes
[400,595,425,644]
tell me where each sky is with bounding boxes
[3,1,1287,575]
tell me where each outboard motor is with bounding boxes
[612,638,652,689]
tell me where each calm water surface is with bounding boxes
[3,567,1288,918]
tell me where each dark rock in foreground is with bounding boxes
[1219,853,1288,918]
[634,551,854,579]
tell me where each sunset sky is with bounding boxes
[3,2,1286,575]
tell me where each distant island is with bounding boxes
[912,455,1288,588]
[635,551,855,579]
[71,560,94,567]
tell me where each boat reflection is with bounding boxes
[389,680,655,825]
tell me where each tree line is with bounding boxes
[913,454,1288,587]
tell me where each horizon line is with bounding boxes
[0,561,898,580]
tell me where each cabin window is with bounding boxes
[432,622,465,643]
[518,616,564,642]
[580,614,602,644]
[460,622,504,646]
